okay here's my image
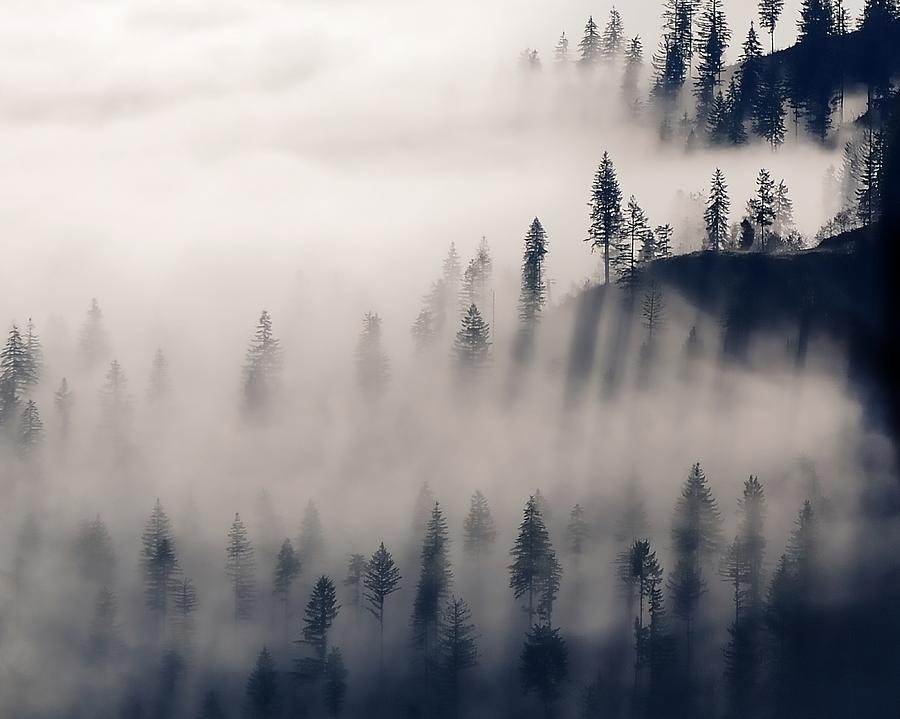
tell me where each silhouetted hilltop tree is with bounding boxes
[298,500,324,570]
[617,196,651,290]
[75,515,115,588]
[147,348,169,402]
[454,304,491,377]
[520,625,568,719]
[705,169,731,252]
[364,541,401,669]
[654,223,674,259]
[246,647,279,719]
[54,377,73,439]
[226,513,256,620]
[641,281,666,366]
[78,298,109,371]
[172,576,198,648]
[0,325,35,426]
[23,318,42,388]
[578,16,602,66]
[323,648,348,717]
[747,169,777,251]
[587,153,623,285]
[355,312,390,400]
[509,496,562,627]
[88,587,120,663]
[857,128,884,226]
[273,539,301,630]
[694,0,731,120]
[17,399,43,457]
[516,218,549,360]
[141,499,179,628]
[297,576,340,680]
[463,491,496,559]
[242,310,282,418]
[438,596,478,719]
[343,553,367,622]
[759,0,785,52]
[798,0,835,46]
[601,8,625,61]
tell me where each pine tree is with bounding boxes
[706,91,729,142]
[578,16,602,65]
[242,310,282,418]
[759,0,785,52]
[554,32,569,65]
[641,282,666,347]
[747,169,777,250]
[78,298,109,371]
[857,128,884,226]
[23,318,42,388]
[141,499,179,626]
[442,242,462,307]
[411,308,436,353]
[520,625,568,718]
[412,503,453,674]
[654,224,674,258]
[618,539,664,697]
[565,504,589,557]
[343,553,367,621]
[298,500,324,570]
[622,36,645,109]
[694,0,731,119]
[705,169,731,251]
[459,237,493,314]
[798,0,835,47]
[773,180,796,238]
[738,24,764,123]
[17,400,43,457]
[725,76,749,144]
[172,576,199,647]
[518,218,549,342]
[363,541,401,669]
[297,576,340,678]
[226,513,256,620]
[617,196,651,289]
[0,325,35,425]
[88,587,120,662]
[601,8,625,61]
[99,359,130,430]
[355,312,390,399]
[147,348,169,402]
[753,64,786,148]
[323,648,348,717]
[246,647,279,719]
[54,377,74,438]
[75,515,115,588]
[273,538,301,627]
[463,491,496,559]
[839,139,863,211]
[587,153,623,285]
[438,597,478,719]
[509,496,562,627]
[454,305,491,376]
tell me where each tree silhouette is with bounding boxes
[705,168,731,251]
[601,8,625,61]
[141,499,179,629]
[363,541,401,669]
[554,32,569,65]
[694,0,731,119]
[78,298,109,371]
[747,169,777,251]
[297,576,340,680]
[758,0,785,52]
[753,63,786,148]
[343,553,367,622]
[520,625,568,719]
[578,16,602,65]
[23,318,42,388]
[411,307,436,353]
[517,218,549,358]
[54,377,74,439]
[0,325,35,426]
[323,648,348,717]
[438,596,478,719]
[226,513,256,620]
[273,538,301,632]
[242,310,282,418]
[617,196,651,290]
[17,399,43,457]
[412,502,453,682]
[355,312,390,399]
[454,305,491,377]
[246,647,279,719]
[463,491,497,560]
[509,496,562,626]
[172,576,198,648]
[587,153,623,285]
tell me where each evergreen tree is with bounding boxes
[75,515,115,588]
[323,648,348,717]
[578,16,602,65]
[438,597,478,719]
[355,312,390,399]
[622,36,645,110]
[618,539,664,698]
[707,91,729,142]
[273,538,301,629]
[738,24,764,123]
[705,169,731,251]
[857,128,884,226]
[839,139,863,210]
[554,32,569,65]
[297,576,340,678]
[798,0,835,46]
[587,153,623,285]
[88,587,120,662]
[509,496,562,626]
[0,325,35,425]
[343,553,367,621]
[245,647,279,719]
[459,238,493,314]
[641,282,666,350]
[520,625,568,719]
[565,504,589,557]
[147,348,169,402]
[99,359,130,431]
[442,242,462,308]
[78,298,109,371]
[747,169,777,251]
[172,576,199,647]
[454,304,491,376]
[725,76,749,144]
[654,224,674,258]
[753,63,786,148]
[17,399,43,457]
[298,500,324,570]
[141,499,179,626]
[54,377,74,438]
[226,513,256,620]
[411,308,436,353]
[412,502,453,675]
[759,0,785,52]
[601,8,625,61]
[463,490,497,559]
[773,179,796,238]
[363,541,402,668]
[518,218,549,346]
[412,482,435,541]
[694,0,731,119]
[23,318,42,388]
[617,196,651,289]
[242,310,282,417]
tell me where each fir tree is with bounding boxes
[147,348,169,402]
[54,377,74,438]
[520,625,568,719]
[798,0,835,46]
[694,0,731,119]
[0,325,35,425]
[297,576,340,678]
[454,304,491,376]
[554,32,569,65]
[463,490,497,559]
[725,76,749,144]
[242,310,282,418]
[363,541,402,669]
[738,23,764,123]
[617,196,651,290]
[23,318,42,388]
[355,312,390,399]
[622,36,645,109]
[753,63,786,148]
[459,237,493,313]
[343,553,367,621]
[412,502,453,675]
[298,500,324,570]
[587,153,623,285]
[705,168,731,251]
[246,647,279,719]
[707,91,729,142]
[226,513,256,620]
[78,298,109,371]
[747,169,777,250]
[75,515,115,588]
[141,499,179,626]
[323,648,348,717]
[509,496,562,627]
[857,128,884,226]
[578,16,602,65]
[654,224,674,258]
[518,218,549,346]
[601,8,625,61]
[618,539,664,696]
[172,577,199,648]
[438,596,478,719]
[565,504,589,557]
[411,307,436,354]
[17,399,43,457]
[759,0,785,52]
[641,282,666,347]
[273,538,301,627]
[442,242,462,305]
[773,179,796,238]
[88,587,120,662]
[99,359,130,431]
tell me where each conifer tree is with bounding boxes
[587,153,623,284]
[54,377,74,438]
[323,648,348,717]
[641,282,666,348]
[463,491,497,559]
[622,36,645,110]
[565,504,589,558]
[273,538,301,629]
[246,647,279,719]
[705,169,731,251]
[798,0,835,46]
[412,502,453,674]
[725,76,748,144]
[618,539,664,696]
[297,576,340,678]
[226,513,256,620]
[454,305,491,376]
[554,32,569,65]
[172,576,199,648]
[857,128,884,226]
[738,24,764,123]
[438,596,478,719]
[617,196,651,289]
[23,318,42,388]
[78,298,110,371]
[242,310,282,417]
[363,542,401,668]
[75,515,115,588]
[355,312,390,399]
[99,359,130,431]
[343,553,367,621]
[520,625,568,718]
[601,8,625,61]
[88,587,120,662]
[706,91,729,142]
[17,399,43,457]
[509,496,562,627]
[442,242,462,309]
[298,500,324,570]
[753,64,786,148]
[759,0,785,52]
[578,16,602,65]
[141,499,179,626]
[773,180,796,238]
[0,325,35,426]
[518,218,549,348]
[654,224,674,258]
[694,0,731,119]
[147,348,169,402]
[747,169,777,250]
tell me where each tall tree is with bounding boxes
[618,539,664,701]
[578,16,602,65]
[226,513,256,620]
[411,308,436,353]
[363,541,401,669]
[355,312,390,399]
[759,0,785,52]
[343,553,367,622]
[725,76,749,144]
[245,647,279,719]
[518,218,549,354]
[323,648,348,717]
[172,576,199,648]
[297,576,340,679]
[753,63,786,148]
[78,298,110,371]
[694,0,731,119]
[141,499,179,628]
[617,196,652,289]
[0,325,35,425]
[641,282,666,357]
[75,515,115,588]
[54,377,74,439]
[509,496,562,627]
[747,169,777,251]
[17,400,43,457]
[454,305,491,376]
[773,180,796,238]
[705,168,731,251]
[438,597,478,719]
[463,491,497,560]
[601,8,626,61]
[298,500,324,570]
[587,153,624,285]
[459,237,493,314]
[273,538,301,630]
[23,318,42,388]
[520,625,568,719]
[554,32,569,65]
[654,224,674,258]
[242,310,282,418]
[412,502,453,679]
[857,128,885,226]
[622,36,645,110]
[738,23,764,124]
[797,0,835,46]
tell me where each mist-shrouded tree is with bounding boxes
[554,32,569,65]
[343,553,367,622]
[463,490,496,560]
[517,218,549,358]
[298,500,325,570]
[0,325,35,426]
[747,169,777,251]
[147,348,169,402]
[617,196,651,290]
[753,64,786,148]
[412,482,435,541]
[99,359,130,432]
[759,0,785,52]
[622,36,644,110]
[773,179,796,239]
[412,502,453,682]
[668,462,722,675]
[226,513,256,620]
[273,538,301,629]
[641,281,666,361]
[857,128,884,227]
[654,224,674,259]
[54,377,74,438]
[242,310,282,418]
[172,576,198,648]
[454,304,491,376]
[565,504,589,558]
[411,307,436,354]
[459,237,493,314]
[601,7,625,61]
[694,0,731,119]
[88,587,120,662]
[23,318,42,388]
[618,539,664,697]
[141,499,179,627]
[78,298,109,371]
[442,242,462,301]
[363,541,401,668]
[509,496,562,627]
[197,691,226,719]
[246,647,279,719]
[323,648,348,717]
[297,576,340,680]
[75,515,115,588]
[520,625,568,719]
[737,23,764,124]
[725,76,748,145]
[587,153,623,285]
[355,312,390,399]
[705,168,731,251]
[438,596,478,719]
[17,399,43,457]
[578,15,602,66]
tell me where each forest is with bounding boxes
[1,1,900,719]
